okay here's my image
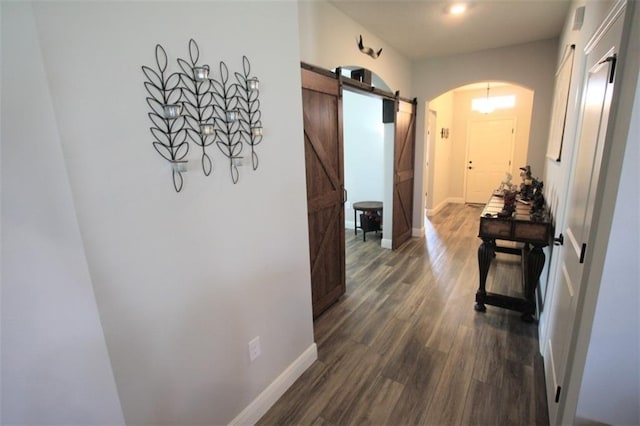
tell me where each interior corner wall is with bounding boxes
[413,38,557,223]
[4,2,314,425]
[297,1,412,96]
[427,92,454,212]
[1,3,124,424]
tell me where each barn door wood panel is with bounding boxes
[301,66,345,318]
[392,99,416,250]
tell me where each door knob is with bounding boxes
[468,166,473,169]
[554,233,564,246]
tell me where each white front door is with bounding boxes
[465,118,514,204]
[544,11,623,424]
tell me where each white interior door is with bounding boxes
[465,118,514,204]
[544,14,621,424]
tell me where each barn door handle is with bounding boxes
[342,187,348,204]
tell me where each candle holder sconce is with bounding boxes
[142,39,264,191]
[142,45,189,192]
[235,57,263,171]
[177,39,215,177]
[210,62,243,183]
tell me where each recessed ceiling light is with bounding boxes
[449,3,467,15]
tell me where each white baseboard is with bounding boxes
[426,200,448,216]
[412,227,425,237]
[426,197,466,216]
[229,343,318,426]
[381,238,392,249]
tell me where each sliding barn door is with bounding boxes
[301,67,345,318]
[392,99,416,249]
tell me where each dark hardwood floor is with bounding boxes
[258,203,549,425]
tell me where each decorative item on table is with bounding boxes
[530,179,546,221]
[519,165,535,200]
[495,172,517,196]
[498,189,517,217]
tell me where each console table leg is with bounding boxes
[475,239,495,312]
[524,244,545,321]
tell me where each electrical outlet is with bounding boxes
[248,336,261,362]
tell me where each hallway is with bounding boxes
[259,203,548,425]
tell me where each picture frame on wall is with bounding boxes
[546,44,576,162]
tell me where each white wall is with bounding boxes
[413,39,557,229]
[1,3,124,424]
[2,2,315,425]
[343,90,385,230]
[427,92,454,213]
[382,123,395,248]
[298,1,413,96]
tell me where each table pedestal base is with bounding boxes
[475,238,544,322]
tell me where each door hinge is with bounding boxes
[579,243,587,263]
[512,128,514,134]
[555,386,562,403]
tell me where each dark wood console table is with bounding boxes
[475,195,551,322]
[353,201,382,241]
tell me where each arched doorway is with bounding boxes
[424,81,535,215]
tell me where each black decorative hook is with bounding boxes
[357,35,383,59]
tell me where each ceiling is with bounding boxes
[329,0,572,61]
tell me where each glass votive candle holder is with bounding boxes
[170,160,187,173]
[226,110,239,122]
[247,77,259,91]
[193,66,209,82]
[200,123,215,136]
[251,126,263,137]
[163,104,182,119]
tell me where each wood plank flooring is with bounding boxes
[258,203,549,425]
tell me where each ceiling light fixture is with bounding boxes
[449,3,467,15]
[471,83,516,114]
[477,83,495,114]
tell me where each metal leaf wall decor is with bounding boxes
[142,39,263,191]
[235,57,263,171]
